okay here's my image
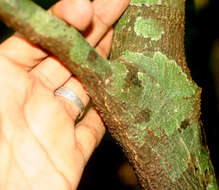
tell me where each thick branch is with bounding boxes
[0,0,218,189]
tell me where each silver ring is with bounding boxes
[55,87,85,115]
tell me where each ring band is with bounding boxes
[55,87,85,115]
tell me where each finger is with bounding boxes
[95,27,113,58]
[51,0,93,31]
[0,0,93,70]
[31,56,89,121]
[30,56,71,90]
[55,77,90,121]
[75,108,105,163]
[84,0,130,46]
[23,84,80,188]
[0,33,47,71]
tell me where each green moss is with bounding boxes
[134,17,164,41]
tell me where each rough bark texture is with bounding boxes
[0,0,218,189]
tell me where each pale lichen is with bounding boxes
[134,17,164,41]
[112,50,199,138]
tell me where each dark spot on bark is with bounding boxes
[125,64,142,88]
[88,50,97,62]
[135,108,152,123]
[195,165,198,172]
[181,119,190,129]
[178,119,190,132]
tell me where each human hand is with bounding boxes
[0,0,129,189]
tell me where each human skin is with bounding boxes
[0,0,130,189]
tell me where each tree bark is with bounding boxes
[0,0,218,189]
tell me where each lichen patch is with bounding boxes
[134,17,164,41]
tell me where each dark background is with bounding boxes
[0,0,218,189]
